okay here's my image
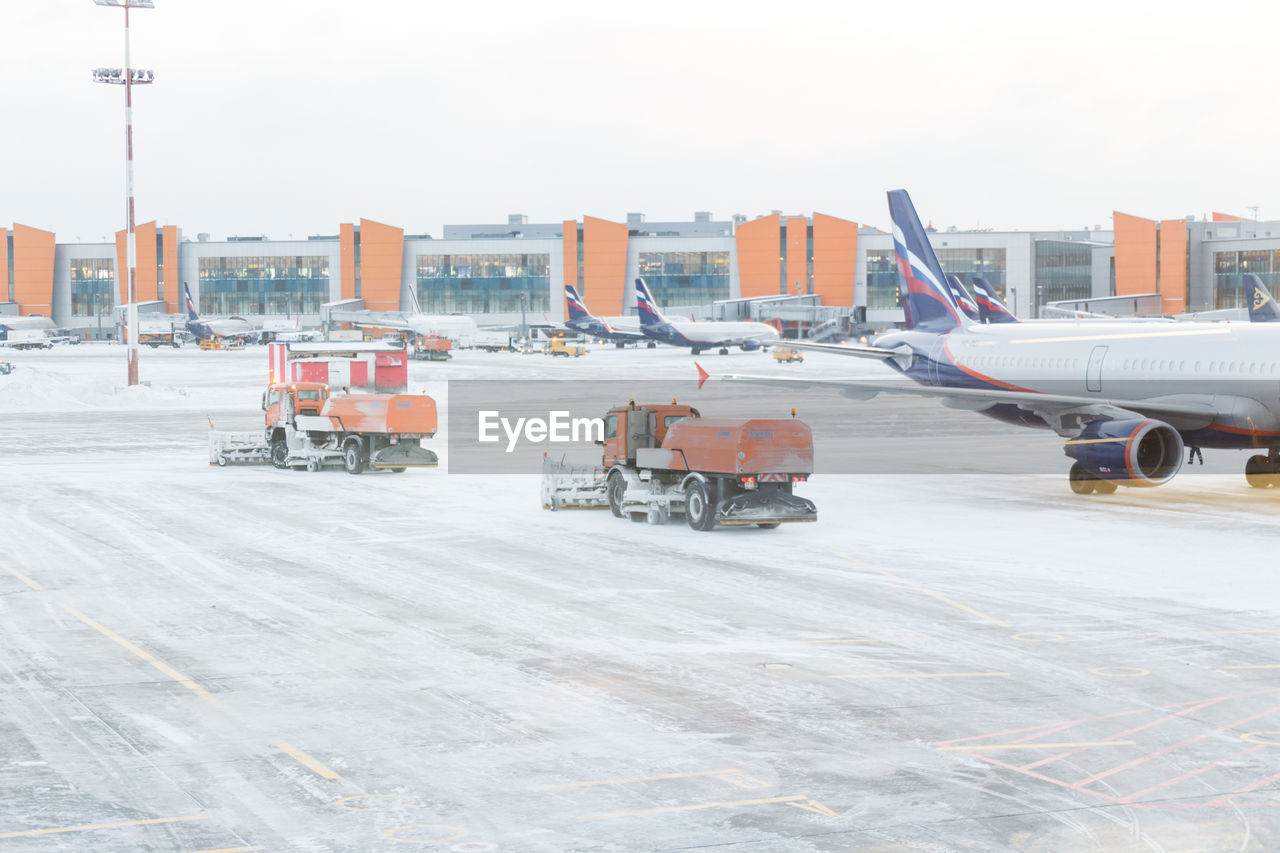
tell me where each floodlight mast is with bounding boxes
[92,0,154,386]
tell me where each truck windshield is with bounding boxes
[296,389,322,401]
[604,415,617,439]
[664,416,686,429]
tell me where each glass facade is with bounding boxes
[866,249,900,309]
[637,251,730,307]
[1034,240,1092,304]
[70,258,115,315]
[416,253,550,313]
[936,247,1007,293]
[198,256,330,314]
[1214,249,1280,309]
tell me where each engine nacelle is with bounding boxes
[741,339,763,352]
[1066,417,1183,486]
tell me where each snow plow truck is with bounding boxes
[542,400,817,530]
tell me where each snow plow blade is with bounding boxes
[541,453,609,510]
[715,491,817,525]
[369,442,439,469]
[209,430,270,466]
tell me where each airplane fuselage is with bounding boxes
[641,319,779,350]
[876,321,1280,448]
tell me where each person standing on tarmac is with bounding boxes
[1188,445,1204,465]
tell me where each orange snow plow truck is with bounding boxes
[542,401,817,530]
[209,381,438,473]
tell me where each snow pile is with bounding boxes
[0,365,242,413]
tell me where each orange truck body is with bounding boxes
[636,418,814,476]
[317,393,438,438]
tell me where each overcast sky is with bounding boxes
[4,0,1277,241]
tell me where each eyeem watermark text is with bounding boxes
[478,410,605,452]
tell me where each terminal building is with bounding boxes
[3,208,1278,338]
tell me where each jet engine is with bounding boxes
[1065,417,1183,487]
[741,339,763,352]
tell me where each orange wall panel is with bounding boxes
[12,224,55,316]
[134,221,159,304]
[812,213,858,306]
[1113,212,1157,296]
[1,230,9,302]
[785,217,808,295]
[340,223,357,300]
[582,216,628,314]
[358,218,404,311]
[1158,218,1187,313]
[735,214,781,299]
[1212,212,1250,222]
[162,225,179,312]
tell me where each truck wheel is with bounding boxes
[216,454,229,467]
[685,481,716,531]
[270,439,288,469]
[607,471,626,518]
[343,440,365,475]
[756,522,780,529]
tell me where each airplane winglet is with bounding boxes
[696,362,710,390]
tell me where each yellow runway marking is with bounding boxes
[0,561,43,591]
[531,768,744,790]
[583,795,806,820]
[1226,665,1280,670]
[834,554,1011,628]
[57,603,240,718]
[829,672,1010,680]
[272,740,340,780]
[938,740,1136,752]
[0,813,212,839]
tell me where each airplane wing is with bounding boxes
[699,367,1219,436]
[773,340,904,360]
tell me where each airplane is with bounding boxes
[327,287,481,345]
[971,276,1018,324]
[184,283,257,341]
[635,278,779,354]
[0,315,56,334]
[710,189,1280,493]
[1246,274,1280,322]
[947,275,981,321]
[563,284,648,346]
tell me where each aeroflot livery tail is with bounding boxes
[183,284,255,341]
[724,189,1280,493]
[636,279,778,354]
[563,284,646,343]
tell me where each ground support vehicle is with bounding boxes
[540,454,608,510]
[541,401,816,530]
[413,335,452,360]
[772,346,804,363]
[208,382,438,473]
[199,338,244,351]
[0,361,13,375]
[2,330,52,350]
[547,338,585,357]
[140,331,179,348]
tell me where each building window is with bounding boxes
[865,249,900,309]
[636,251,730,307]
[70,258,115,315]
[1034,240,1091,306]
[197,255,330,315]
[1213,249,1280,309]
[416,253,550,313]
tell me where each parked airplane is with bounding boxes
[184,284,256,341]
[563,284,648,346]
[947,275,981,321]
[0,315,56,335]
[971,277,1018,324]
[1246,274,1280,322]
[718,189,1280,492]
[328,288,481,345]
[636,279,778,354]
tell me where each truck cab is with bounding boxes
[264,382,330,467]
[601,402,700,468]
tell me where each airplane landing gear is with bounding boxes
[1244,450,1280,488]
[1069,461,1116,495]
[718,347,730,355]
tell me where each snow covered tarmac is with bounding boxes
[2,344,1279,851]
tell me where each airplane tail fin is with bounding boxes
[972,276,1018,323]
[183,283,200,322]
[564,284,592,321]
[947,275,981,321]
[635,278,665,326]
[1245,275,1280,322]
[887,190,968,333]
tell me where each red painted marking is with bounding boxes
[1206,763,1280,807]
[1122,745,1263,803]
